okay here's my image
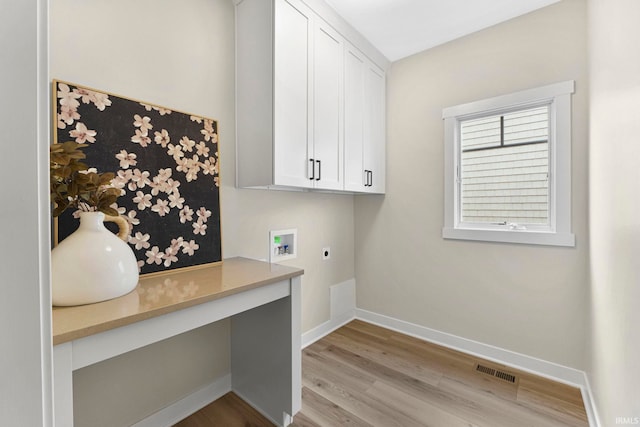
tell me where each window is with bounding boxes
[460,105,550,226]
[442,81,575,247]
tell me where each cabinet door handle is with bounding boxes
[316,160,321,181]
[309,158,315,180]
[364,170,372,187]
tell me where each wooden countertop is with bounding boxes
[52,257,304,345]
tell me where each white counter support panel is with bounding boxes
[52,258,304,427]
[232,276,302,425]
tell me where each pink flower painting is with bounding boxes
[54,80,221,275]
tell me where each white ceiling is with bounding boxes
[323,0,561,62]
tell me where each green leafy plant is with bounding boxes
[50,141,121,217]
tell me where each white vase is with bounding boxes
[51,211,139,306]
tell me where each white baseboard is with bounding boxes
[302,310,355,348]
[355,308,585,384]
[132,373,232,427]
[302,279,356,348]
[355,308,600,427]
[581,373,601,427]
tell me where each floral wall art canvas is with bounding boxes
[53,80,222,275]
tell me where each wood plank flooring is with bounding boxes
[174,391,273,427]
[176,320,588,427]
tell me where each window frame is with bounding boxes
[442,81,575,247]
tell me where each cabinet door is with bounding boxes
[344,44,365,191]
[311,19,344,190]
[363,63,386,193]
[274,0,313,188]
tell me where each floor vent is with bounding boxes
[475,363,517,384]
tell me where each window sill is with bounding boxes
[442,227,575,247]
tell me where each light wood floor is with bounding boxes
[174,392,273,427]
[176,320,588,427]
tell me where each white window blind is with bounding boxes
[460,105,550,225]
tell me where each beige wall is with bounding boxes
[355,0,589,369]
[588,0,640,423]
[50,0,354,425]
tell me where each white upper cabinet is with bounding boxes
[273,0,314,189]
[363,62,386,193]
[311,20,344,190]
[236,0,386,193]
[344,43,386,193]
[343,44,366,192]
